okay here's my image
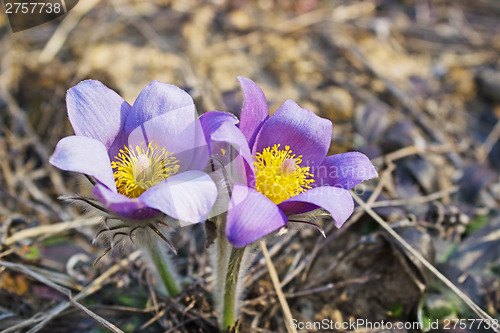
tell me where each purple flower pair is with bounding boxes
[51,78,376,248]
[201,77,377,247]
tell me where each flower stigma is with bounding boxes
[111,142,180,198]
[253,144,314,204]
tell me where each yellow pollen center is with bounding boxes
[253,144,314,204]
[111,142,180,198]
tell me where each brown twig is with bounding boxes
[477,119,500,163]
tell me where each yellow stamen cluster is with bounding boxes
[253,144,314,204]
[111,142,180,198]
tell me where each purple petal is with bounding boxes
[200,111,255,185]
[50,136,116,192]
[226,184,287,247]
[124,82,208,172]
[278,187,354,228]
[140,170,217,225]
[67,80,131,159]
[313,152,378,190]
[253,100,332,168]
[124,81,195,135]
[199,111,239,152]
[237,77,269,148]
[93,184,160,220]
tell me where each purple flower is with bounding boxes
[50,80,217,225]
[200,77,377,247]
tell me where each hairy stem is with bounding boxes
[222,245,246,331]
[146,238,180,296]
[210,214,232,328]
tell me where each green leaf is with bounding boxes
[386,302,403,317]
[466,214,488,235]
[25,246,40,260]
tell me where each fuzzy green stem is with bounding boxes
[215,214,229,295]
[147,240,180,296]
[222,246,246,331]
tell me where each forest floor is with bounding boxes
[1,0,500,332]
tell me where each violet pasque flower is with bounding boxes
[50,80,217,225]
[201,77,377,247]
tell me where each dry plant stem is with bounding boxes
[222,245,246,332]
[145,238,180,296]
[38,0,100,63]
[351,192,499,332]
[259,241,297,333]
[367,185,458,208]
[3,216,101,246]
[477,119,500,162]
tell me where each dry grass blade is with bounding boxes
[38,0,101,63]
[0,88,50,163]
[477,119,500,163]
[366,185,459,208]
[351,192,499,331]
[0,251,141,333]
[25,251,142,333]
[0,260,124,333]
[2,216,101,246]
[259,241,297,333]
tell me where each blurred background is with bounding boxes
[1,0,500,332]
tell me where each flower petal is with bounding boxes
[313,152,378,190]
[278,187,354,228]
[125,81,208,171]
[125,80,195,135]
[67,80,131,159]
[200,111,255,185]
[140,170,217,225]
[50,136,116,191]
[199,110,239,152]
[253,100,332,168]
[226,184,287,247]
[93,184,160,220]
[237,77,269,148]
